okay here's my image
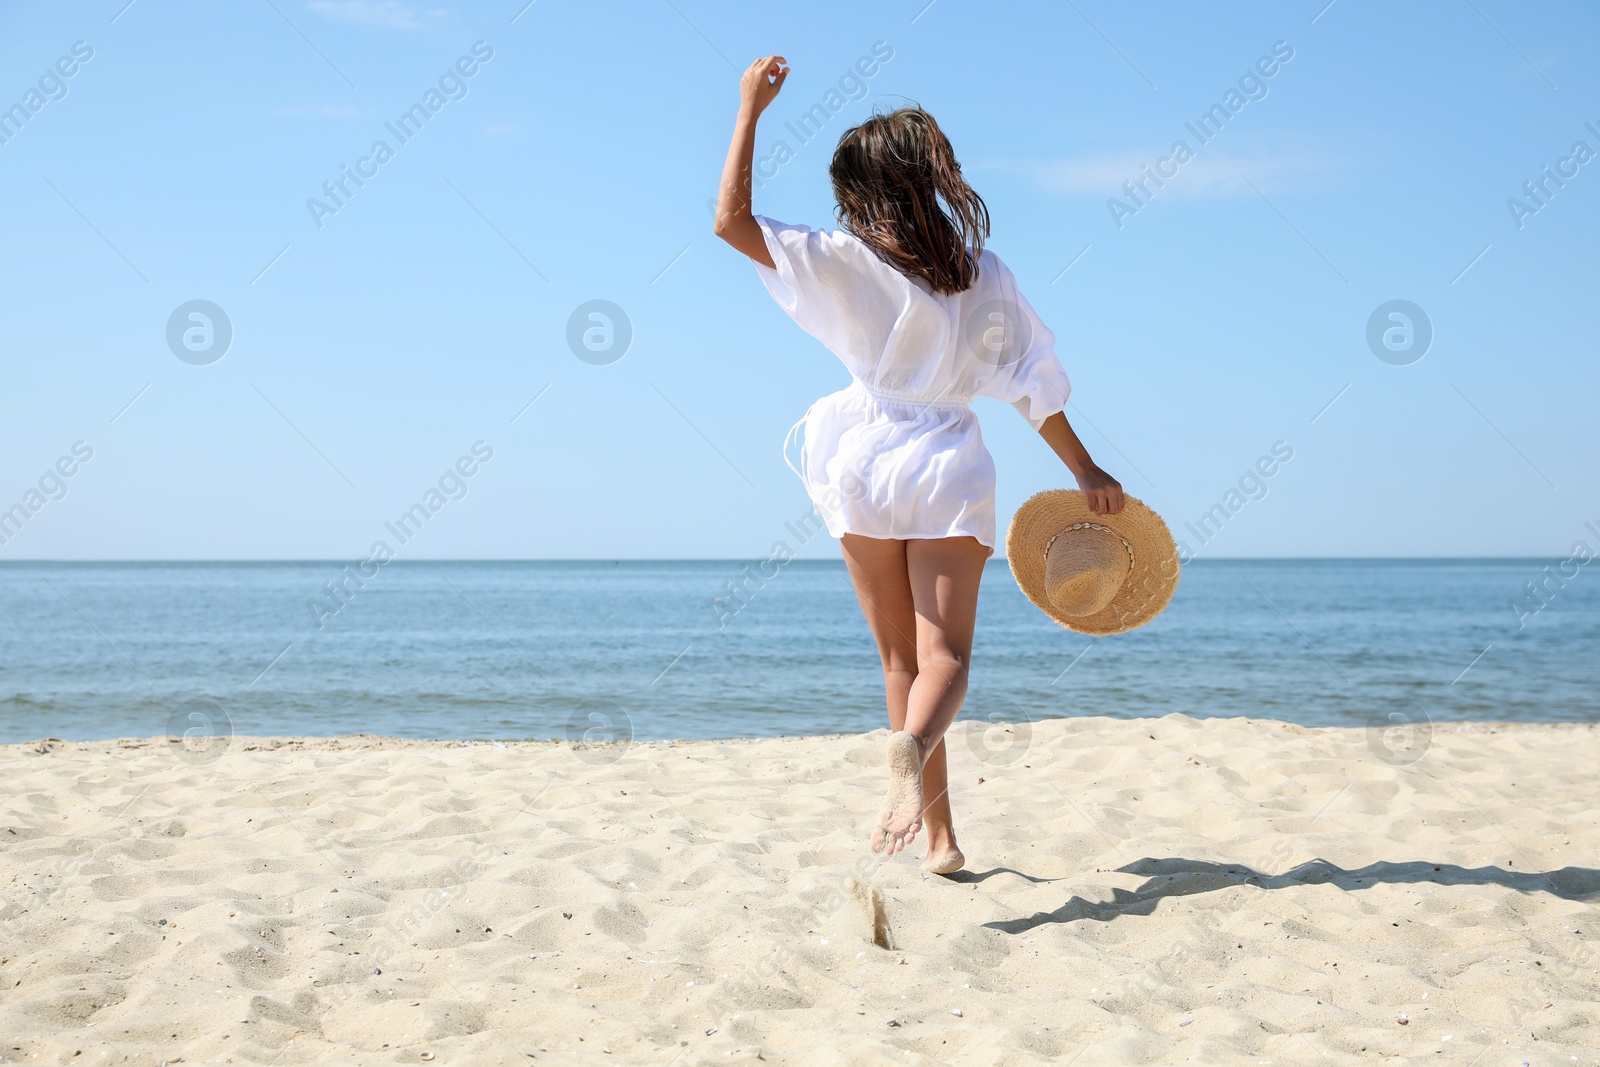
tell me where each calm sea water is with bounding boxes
[0,560,1594,744]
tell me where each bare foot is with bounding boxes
[921,845,965,875]
[871,732,924,855]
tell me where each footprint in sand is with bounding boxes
[849,880,893,949]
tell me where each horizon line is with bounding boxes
[0,555,1570,564]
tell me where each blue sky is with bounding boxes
[1,0,1595,560]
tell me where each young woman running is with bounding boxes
[715,56,1124,874]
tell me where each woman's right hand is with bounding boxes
[739,55,788,116]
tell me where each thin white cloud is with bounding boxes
[305,1,449,30]
[483,123,519,137]
[272,104,363,118]
[980,138,1352,201]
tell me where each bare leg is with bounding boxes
[839,535,918,731]
[903,536,986,753]
[918,738,964,874]
[839,536,925,856]
[841,534,985,870]
[903,536,986,871]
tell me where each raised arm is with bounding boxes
[1037,411,1126,515]
[713,55,788,268]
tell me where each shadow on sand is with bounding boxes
[944,866,1065,885]
[983,857,1600,935]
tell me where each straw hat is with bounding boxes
[1006,489,1179,635]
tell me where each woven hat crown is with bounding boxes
[1044,525,1130,616]
[1008,489,1178,636]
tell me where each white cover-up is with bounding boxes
[753,215,1071,552]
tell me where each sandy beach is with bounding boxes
[2,714,1598,1065]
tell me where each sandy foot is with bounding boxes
[871,731,924,855]
[921,845,966,875]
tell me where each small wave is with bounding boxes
[0,693,68,714]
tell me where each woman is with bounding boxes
[714,56,1124,874]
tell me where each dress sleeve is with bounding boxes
[973,255,1071,430]
[750,215,867,370]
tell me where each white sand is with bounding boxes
[2,715,1598,1065]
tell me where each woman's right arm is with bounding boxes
[713,55,788,268]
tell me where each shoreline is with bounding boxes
[4,714,1597,1064]
[5,713,1599,756]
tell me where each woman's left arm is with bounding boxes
[713,55,788,268]
[1037,410,1126,515]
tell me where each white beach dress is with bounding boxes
[753,215,1072,552]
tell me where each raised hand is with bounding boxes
[739,55,788,115]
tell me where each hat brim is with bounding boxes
[1006,489,1180,635]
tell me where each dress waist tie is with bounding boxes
[784,380,967,485]
[782,402,818,484]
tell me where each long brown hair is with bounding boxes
[829,106,990,295]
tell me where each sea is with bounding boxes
[0,560,1594,745]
